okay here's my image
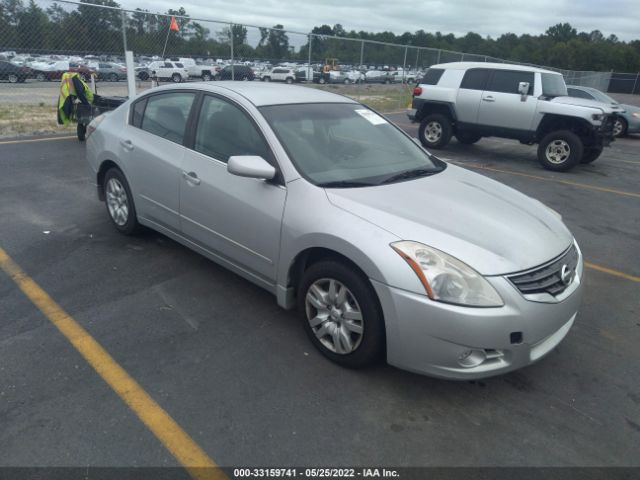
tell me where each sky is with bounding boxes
[122,0,640,42]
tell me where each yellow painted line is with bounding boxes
[448,161,640,199]
[0,135,76,145]
[0,247,225,480]
[585,261,640,283]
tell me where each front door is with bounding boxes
[179,94,286,283]
[477,69,537,132]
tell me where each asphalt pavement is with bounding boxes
[0,124,638,471]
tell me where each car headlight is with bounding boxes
[391,241,504,307]
[592,113,604,122]
[633,112,640,118]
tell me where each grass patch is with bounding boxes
[0,103,73,137]
[307,83,413,112]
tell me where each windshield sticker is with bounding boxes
[355,109,388,125]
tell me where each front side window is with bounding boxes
[567,88,594,100]
[194,95,270,163]
[261,103,444,186]
[486,70,535,95]
[140,92,195,144]
[541,73,568,97]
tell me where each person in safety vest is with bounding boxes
[57,72,94,125]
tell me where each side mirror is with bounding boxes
[227,155,276,180]
[518,82,530,100]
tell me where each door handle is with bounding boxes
[482,96,495,102]
[182,171,201,185]
[120,139,134,151]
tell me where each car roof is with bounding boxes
[145,82,358,107]
[430,62,561,75]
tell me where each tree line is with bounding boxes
[1,0,639,72]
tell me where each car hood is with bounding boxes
[551,96,618,114]
[620,103,640,114]
[325,164,573,276]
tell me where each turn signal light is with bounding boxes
[413,86,422,96]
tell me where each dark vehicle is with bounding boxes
[216,65,255,81]
[76,95,127,142]
[0,60,31,83]
[364,70,392,84]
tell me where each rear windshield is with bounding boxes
[421,68,444,85]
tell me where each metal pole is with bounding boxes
[402,45,408,81]
[120,10,128,53]
[436,49,441,64]
[359,40,364,68]
[307,33,312,81]
[633,72,639,94]
[229,23,234,80]
[415,47,419,71]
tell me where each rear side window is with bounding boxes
[163,62,172,68]
[567,88,594,100]
[175,63,184,68]
[140,92,195,144]
[460,69,489,90]
[421,68,444,85]
[486,70,535,95]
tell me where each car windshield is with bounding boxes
[541,73,568,97]
[260,103,445,187]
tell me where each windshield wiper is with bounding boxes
[380,168,438,184]
[318,180,376,188]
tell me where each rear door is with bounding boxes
[179,94,286,282]
[477,69,537,131]
[455,68,489,124]
[123,91,196,232]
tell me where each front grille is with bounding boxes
[507,245,579,297]
[602,115,616,136]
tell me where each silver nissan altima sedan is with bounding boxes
[86,82,584,379]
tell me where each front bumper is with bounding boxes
[371,256,584,380]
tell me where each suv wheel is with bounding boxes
[581,145,603,164]
[298,260,385,369]
[455,132,482,145]
[613,117,628,137]
[263,76,270,82]
[537,130,583,171]
[202,72,212,82]
[419,114,452,149]
[286,77,293,84]
[171,73,181,83]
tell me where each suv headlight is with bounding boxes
[391,241,504,307]
[592,113,604,122]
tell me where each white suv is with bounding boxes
[262,67,296,84]
[148,61,190,83]
[409,62,617,171]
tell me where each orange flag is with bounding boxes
[169,16,179,32]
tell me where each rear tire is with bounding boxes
[298,260,385,369]
[263,76,270,82]
[8,73,18,83]
[537,130,583,172]
[171,73,181,83]
[286,77,293,84]
[418,113,453,149]
[77,123,86,142]
[455,132,482,145]
[103,168,141,235]
[581,145,604,164]
[108,73,118,82]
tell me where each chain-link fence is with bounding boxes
[0,0,638,136]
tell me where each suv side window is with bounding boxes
[164,62,173,68]
[567,88,594,100]
[194,95,270,163]
[421,68,444,85]
[140,92,195,144]
[460,69,489,90]
[486,70,535,95]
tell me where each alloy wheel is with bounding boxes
[424,121,443,143]
[106,178,129,226]
[545,140,571,164]
[613,119,624,137]
[305,278,364,355]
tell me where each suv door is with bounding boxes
[125,91,196,231]
[477,69,537,132]
[455,68,489,125]
[179,94,286,283]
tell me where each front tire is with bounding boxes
[581,145,603,164]
[419,114,453,149]
[537,130,583,171]
[103,168,141,235]
[298,260,385,369]
[613,117,628,137]
[286,77,293,84]
[455,132,482,145]
[8,73,18,83]
[77,123,86,142]
[202,72,212,82]
[171,73,181,83]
